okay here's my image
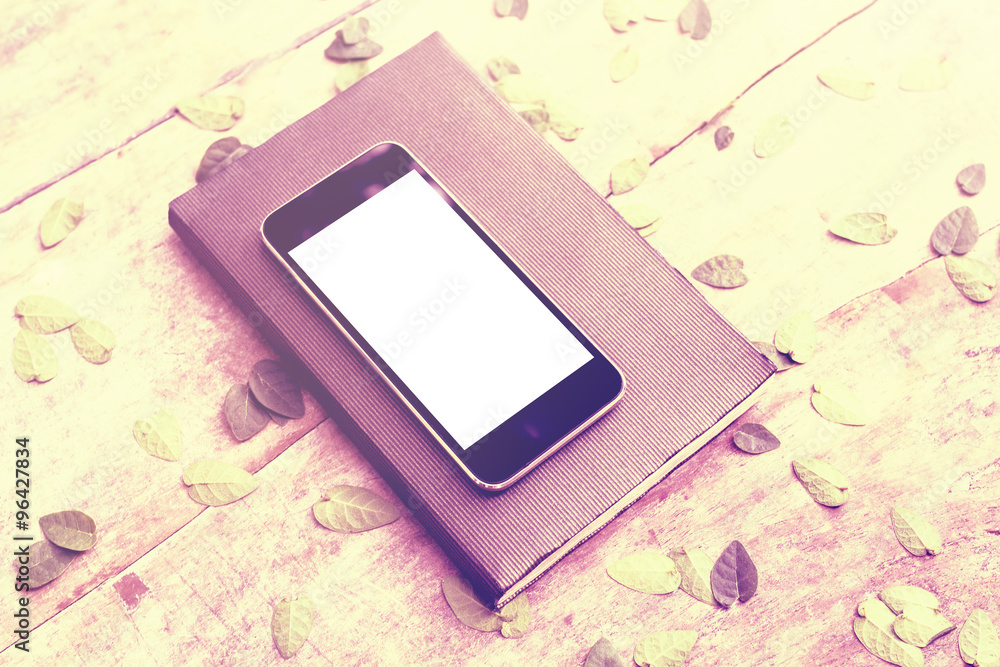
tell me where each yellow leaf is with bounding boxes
[12,329,58,383]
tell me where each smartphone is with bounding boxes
[261,142,624,491]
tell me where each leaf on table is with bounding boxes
[603,0,642,31]
[830,212,897,245]
[312,485,400,533]
[773,310,816,363]
[959,609,1000,667]
[336,61,370,92]
[187,479,259,506]
[817,66,875,100]
[26,540,78,589]
[733,423,780,454]
[271,594,314,659]
[811,379,868,426]
[441,576,502,631]
[932,206,979,255]
[615,204,662,232]
[546,96,586,141]
[609,46,639,82]
[691,255,748,288]
[854,599,925,667]
[792,458,850,507]
[893,605,955,648]
[585,637,625,667]
[340,15,369,45]
[714,125,734,150]
[487,56,520,81]
[645,0,685,21]
[195,136,252,183]
[899,56,953,91]
[495,0,528,20]
[267,408,290,426]
[176,96,245,131]
[15,295,80,334]
[607,552,680,594]
[751,341,796,372]
[248,359,305,419]
[678,0,711,39]
[495,74,549,105]
[499,593,530,638]
[891,507,942,556]
[754,114,795,158]
[515,103,550,133]
[956,163,986,196]
[39,510,98,551]
[879,586,940,615]
[668,546,715,605]
[134,407,182,461]
[710,540,757,607]
[634,630,698,667]
[224,383,270,441]
[182,460,259,506]
[70,318,116,364]
[945,255,997,303]
[610,150,653,195]
[324,32,383,61]
[38,198,85,249]
[12,329,58,383]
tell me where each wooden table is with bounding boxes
[3,0,998,664]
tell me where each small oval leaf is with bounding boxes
[932,206,979,255]
[818,66,876,100]
[733,423,780,454]
[603,0,642,31]
[248,359,305,419]
[340,15,369,45]
[312,485,400,533]
[70,318,116,364]
[792,458,850,507]
[668,546,715,605]
[710,540,757,607]
[609,46,639,82]
[494,0,528,20]
[39,198,84,248]
[891,507,942,556]
[959,609,1000,667]
[15,295,80,334]
[956,163,986,196]
[692,255,748,288]
[12,329,58,383]
[608,552,680,594]
[752,341,796,372]
[196,137,252,183]
[271,594,314,658]
[893,605,955,648]
[187,479,259,506]
[811,379,868,425]
[39,510,98,551]
[224,383,270,441]
[610,150,652,195]
[945,256,997,303]
[26,540,78,589]
[134,407,182,461]
[634,630,698,667]
[714,125,734,150]
[854,600,925,667]
[176,96,245,131]
[830,212,897,245]
[585,637,625,667]
[441,576,502,631]
[615,204,662,231]
[324,32,383,61]
[774,310,816,363]
[546,96,586,141]
[499,593,530,638]
[879,585,940,614]
[487,56,520,81]
[678,0,711,39]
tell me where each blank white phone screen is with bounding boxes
[289,170,593,449]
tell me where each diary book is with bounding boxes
[168,32,774,608]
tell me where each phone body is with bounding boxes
[261,142,625,491]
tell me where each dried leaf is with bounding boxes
[546,97,586,141]
[340,15,369,45]
[645,0,685,21]
[39,510,98,551]
[38,198,84,248]
[603,0,642,31]
[899,56,953,91]
[754,114,795,158]
[691,255,748,288]
[495,0,528,20]
[710,540,757,607]
[182,460,259,505]
[792,458,850,507]
[515,104,549,133]
[248,359,305,419]
[634,630,698,667]
[271,595,314,658]
[267,408,290,426]
[615,204,662,232]
[441,576,502,631]
[945,256,997,303]
[499,593,530,638]
[195,137,252,183]
[585,637,625,667]
[818,66,876,100]
[607,552,680,594]
[15,295,80,334]
[773,310,816,363]
[495,74,549,104]
[69,318,116,364]
[891,507,942,556]
[609,47,639,82]
[932,206,979,255]
[879,586,940,614]
[487,56,520,81]
[751,342,796,372]
[811,379,868,426]
[336,61,370,92]
[134,407,182,461]
[176,96,245,131]
[313,486,399,533]
[830,212,898,245]
[855,600,925,667]
[224,383,270,441]
[678,0,711,39]
[733,423,780,454]
[714,126,734,150]
[959,609,1000,667]
[893,605,955,647]
[956,163,986,196]
[12,329,58,383]
[610,150,652,195]
[324,33,383,61]
[668,546,715,605]
[26,540,78,589]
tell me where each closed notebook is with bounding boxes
[168,32,775,608]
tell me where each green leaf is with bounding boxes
[899,56,953,91]
[733,423,780,454]
[340,15,369,45]
[879,586,940,614]
[959,609,1000,667]
[609,46,639,82]
[607,552,680,594]
[645,0,685,21]
[890,507,942,556]
[176,96,245,131]
[336,61,370,92]
[182,461,259,506]
[668,546,715,605]
[187,479,259,506]
[945,255,997,302]
[956,163,986,196]
[893,605,955,648]
[634,630,698,667]
[691,255,748,288]
[678,0,711,40]
[932,206,979,255]
[603,0,642,31]
[585,637,625,667]
[546,96,586,141]
[830,212,897,245]
[271,594,314,658]
[487,56,520,81]
[773,310,816,363]
[324,32,383,61]
[499,593,530,638]
[494,0,528,20]
[12,329,58,383]
[441,576,502,631]
[817,66,875,100]
[610,150,652,195]
[854,600,925,667]
[39,510,98,551]
[495,74,549,104]
[134,407,182,461]
[714,126,734,150]
[15,295,80,334]
[248,359,305,419]
[27,540,78,589]
[615,204,662,232]
[224,383,270,441]
[312,485,400,533]
[69,318,116,364]
[811,379,868,426]
[710,540,757,607]
[752,341,796,372]
[195,137,252,184]
[754,114,795,158]
[792,458,850,507]
[38,198,84,248]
